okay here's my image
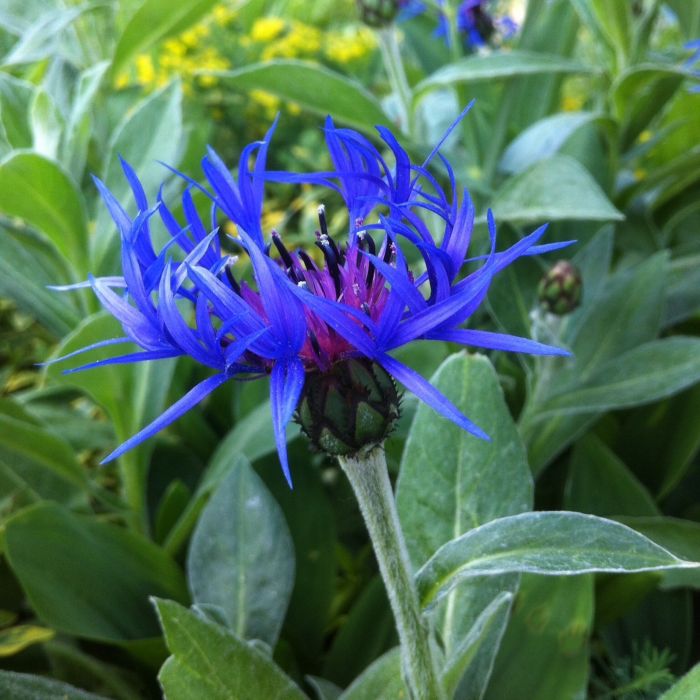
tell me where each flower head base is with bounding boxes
[51,107,571,487]
[356,0,407,28]
[538,260,582,316]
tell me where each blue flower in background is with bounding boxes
[53,108,570,486]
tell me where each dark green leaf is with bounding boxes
[4,503,187,641]
[339,648,406,700]
[154,598,306,700]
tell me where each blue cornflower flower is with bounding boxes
[52,110,570,486]
[402,0,516,49]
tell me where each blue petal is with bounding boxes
[101,373,229,464]
[377,353,490,440]
[63,348,180,374]
[428,329,571,356]
[270,356,305,487]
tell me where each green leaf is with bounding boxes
[483,575,593,700]
[589,0,632,59]
[660,662,700,699]
[564,435,659,517]
[94,82,183,272]
[492,155,623,224]
[0,73,33,149]
[442,591,514,700]
[306,677,342,700]
[415,51,591,99]
[339,648,406,700]
[154,598,306,700]
[4,503,187,641]
[187,459,295,646]
[499,112,603,174]
[29,89,63,160]
[416,512,694,609]
[111,0,220,78]
[0,225,80,335]
[0,406,87,508]
[539,337,700,416]
[0,671,109,700]
[396,353,532,676]
[216,60,388,135]
[0,151,89,275]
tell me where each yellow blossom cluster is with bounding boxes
[116,3,233,93]
[248,16,376,65]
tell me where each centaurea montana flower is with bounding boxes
[52,108,570,486]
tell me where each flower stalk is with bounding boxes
[378,26,414,134]
[338,446,445,699]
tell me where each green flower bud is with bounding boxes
[538,260,583,316]
[296,358,400,457]
[356,0,403,28]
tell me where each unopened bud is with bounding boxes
[296,359,400,457]
[538,260,582,316]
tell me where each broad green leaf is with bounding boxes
[415,51,590,98]
[216,61,388,135]
[660,662,700,699]
[30,89,63,159]
[539,337,700,416]
[617,517,700,591]
[0,225,80,335]
[0,73,33,148]
[396,352,531,674]
[0,407,87,508]
[442,592,514,700]
[483,575,593,700]
[0,624,54,656]
[187,459,295,646]
[154,598,306,700]
[397,354,533,569]
[416,512,694,609]
[4,503,187,641]
[492,156,623,224]
[499,112,602,174]
[0,151,89,275]
[339,648,406,700]
[94,82,183,272]
[0,671,108,700]
[665,0,700,40]
[111,0,220,78]
[564,435,658,517]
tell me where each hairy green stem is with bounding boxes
[339,447,445,700]
[378,27,414,135]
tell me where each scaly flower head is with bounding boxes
[52,108,570,486]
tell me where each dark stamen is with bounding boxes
[318,204,344,264]
[361,302,371,316]
[298,250,318,272]
[271,231,299,282]
[315,236,342,298]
